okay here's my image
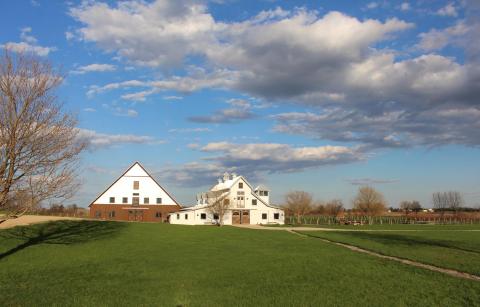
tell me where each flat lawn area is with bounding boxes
[268,223,480,230]
[0,221,479,306]
[301,230,480,276]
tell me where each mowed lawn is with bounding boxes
[300,228,480,276]
[0,221,479,307]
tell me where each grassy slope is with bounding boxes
[0,221,478,307]
[302,230,480,276]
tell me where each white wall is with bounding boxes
[93,163,176,205]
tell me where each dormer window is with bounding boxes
[238,182,243,189]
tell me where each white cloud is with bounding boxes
[158,142,364,187]
[71,63,116,74]
[83,108,96,112]
[76,128,162,149]
[346,178,399,185]
[200,142,364,173]
[1,42,55,57]
[163,95,183,100]
[436,3,458,17]
[169,128,212,133]
[365,2,379,10]
[417,21,469,51]
[188,98,255,123]
[65,31,75,41]
[20,27,37,44]
[400,2,410,11]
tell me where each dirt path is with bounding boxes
[234,225,480,282]
[0,215,85,229]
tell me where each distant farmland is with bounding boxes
[0,221,479,306]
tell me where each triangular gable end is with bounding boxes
[89,162,181,207]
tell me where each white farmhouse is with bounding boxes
[169,172,285,225]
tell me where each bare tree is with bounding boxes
[400,200,421,215]
[0,50,86,223]
[433,191,464,216]
[284,191,313,223]
[325,199,344,217]
[353,186,387,216]
[206,191,230,226]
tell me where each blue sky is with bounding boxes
[1,0,479,208]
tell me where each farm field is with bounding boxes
[301,229,480,276]
[0,221,479,307]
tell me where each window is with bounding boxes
[177,214,180,219]
[259,191,269,196]
[155,212,162,218]
[274,213,279,220]
[238,182,243,189]
[122,197,128,204]
[109,197,115,203]
[133,193,139,196]
[144,197,149,204]
[185,214,188,220]
[201,213,206,220]
[156,198,162,204]
[262,213,267,219]
[95,211,101,218]
[132,197,139,206]
[252,199,257,206]
[237,191,244,195]
[133,181,139,190]
[213,213,219,220]
[109,211,116,218]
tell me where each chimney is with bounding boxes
[223,172,230,182]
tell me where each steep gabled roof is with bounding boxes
[89,161,181,208]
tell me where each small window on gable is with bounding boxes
[122,197,128,204]
[144,197,149,204]
[238,182,243,189]
[262,213,267,219]
[274,213,279,220]
[252,199,257,206]
[264,191,269,196]
[133,181,139,190]
[109,197,115,203]
[156,198,162,204]
[200,213,206,220]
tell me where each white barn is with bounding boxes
[169,172,285,225]
[89,162,181,222]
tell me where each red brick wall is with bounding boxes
[89,204,181,222]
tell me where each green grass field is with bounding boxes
[300,229,480,276]
[0,221,479,306]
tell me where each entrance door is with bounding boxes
[232,210,241,224]
[241,210,250,224]
[232,210,249,224]
[128,210,144,221]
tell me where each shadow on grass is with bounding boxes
[342,232,480,254]
[0,220,126,260]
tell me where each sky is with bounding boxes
[1,0,479,208]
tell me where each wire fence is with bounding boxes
[286,215,480,225]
